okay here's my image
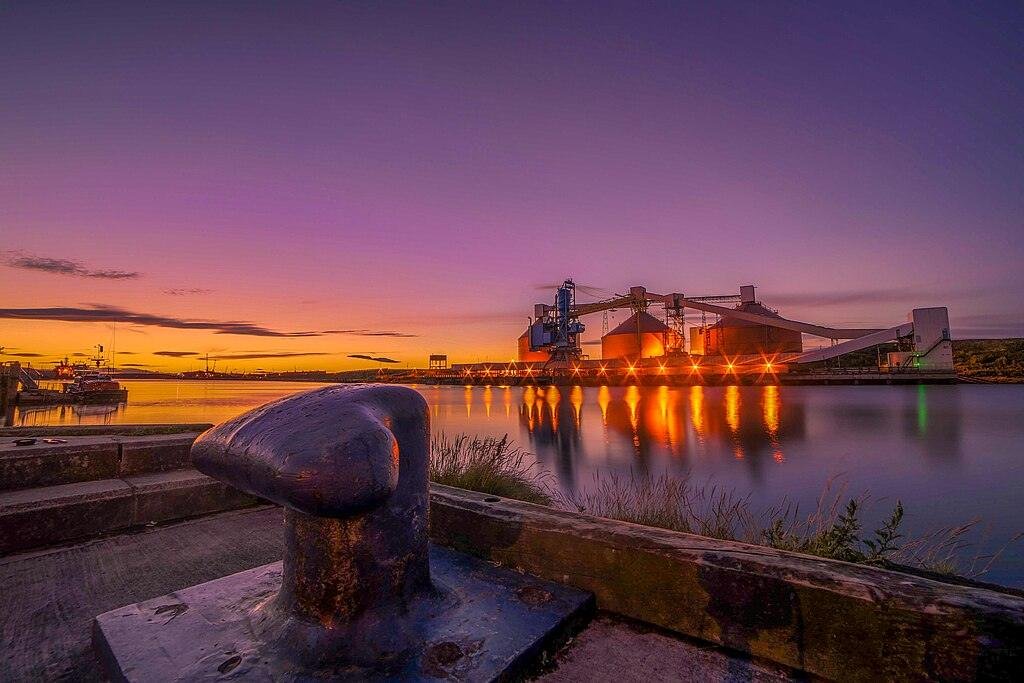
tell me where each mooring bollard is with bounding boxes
[192,384,433,658]
[93,384,592,680]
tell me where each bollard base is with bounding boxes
[93,545,594,681]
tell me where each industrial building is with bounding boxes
[431,279,955,385]
[496,280,955,380]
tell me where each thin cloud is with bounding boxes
[348,354,400,363]
[207,352,331,361]
[765,287,921,308]
[0,305,408,338]
[323,329,418,338]
[154,350,199,357]
[1,351,45,357]
[120,363,154,368]
[3,251,140,279]
[164,288,213,296]
[764,284,1002,309]
[400,311,521,326]
[534,282,613,299]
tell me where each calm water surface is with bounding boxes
[11,380,1024,587]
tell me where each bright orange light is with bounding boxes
[727,362,735,371]
[599,364,608,374]
[765,362,773,371]
[691,362,700,372]
[658,363,666,374]
[627,363,636,375]
[572,364,580,375]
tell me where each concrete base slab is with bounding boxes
[94,545,594,681]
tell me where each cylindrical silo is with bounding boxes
[601,311,669,360]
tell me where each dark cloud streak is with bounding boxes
[322,329,417,338]
[348,354,399,363]
[0,306,413,338]
[207,352,330,361]
[4,252,140,279]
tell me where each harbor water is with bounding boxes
[8,380,1023,587]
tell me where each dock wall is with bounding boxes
[430,484,1024,682]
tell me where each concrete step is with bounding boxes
[0,424,212,438]
[0,434,200,492]
[0,469,259,555]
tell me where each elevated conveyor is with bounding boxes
[786,323,914,364]
[663,298,884,340]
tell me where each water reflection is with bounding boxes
[514,384,815,487]
[483,386,492,418]
[518,385,583,486]
[902,384,962,463]
[690,386,704,441]
[9,401,127,426]
[762,385,783,463]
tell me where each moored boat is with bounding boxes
[63,372,129,404]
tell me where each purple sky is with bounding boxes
[1,2,1022,368]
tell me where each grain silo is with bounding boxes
[689,302,802,356]
[518,327,551,362]
[601,311,669,360]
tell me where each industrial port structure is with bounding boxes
[442,279,955,385]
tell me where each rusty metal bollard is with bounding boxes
[192,384,433,663]
[93,384,592,681]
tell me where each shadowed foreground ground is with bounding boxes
[1,505,795,682]
[0,506,284,680]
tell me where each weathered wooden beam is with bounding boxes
[430,484,1024,681]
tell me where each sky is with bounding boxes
[1,1,1022,371]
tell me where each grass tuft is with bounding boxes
[559,472,752,541]
[430,433,553,505]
